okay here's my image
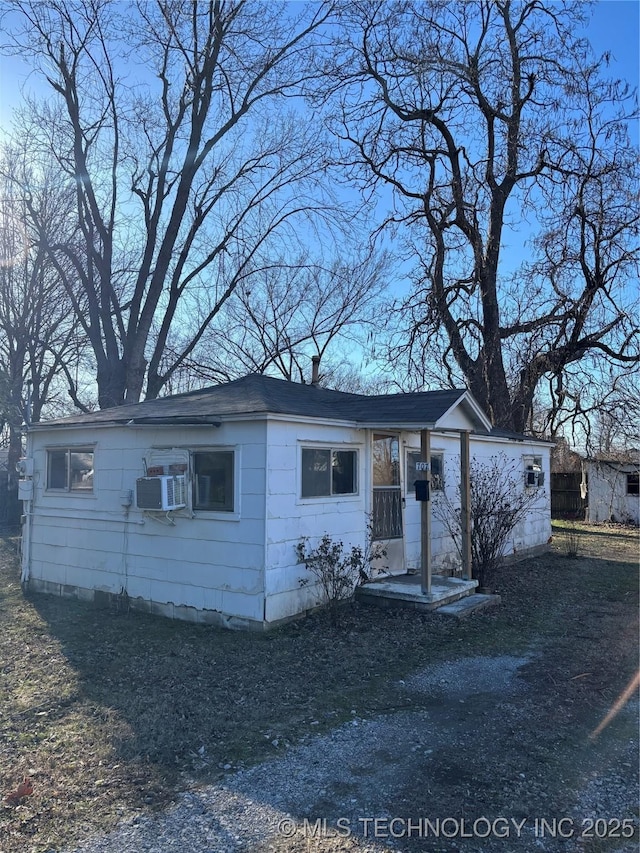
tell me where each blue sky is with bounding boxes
[589,0,639,87]
[0,1,638,130]
[0,1,636,413]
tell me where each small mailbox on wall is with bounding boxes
[414,479,430,502]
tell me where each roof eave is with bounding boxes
[355,420,439,431]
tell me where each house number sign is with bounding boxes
[415,461,430,471]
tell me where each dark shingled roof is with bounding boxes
[33,373,471,429]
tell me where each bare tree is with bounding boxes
[167,246,391,388]
[316,0,639,431]
[0,143,85,521]
[589,375,640,455]
[530,364,640,453]
[3,0,336,408]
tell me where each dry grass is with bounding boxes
[0,524,638,853]
[551,519,639,561]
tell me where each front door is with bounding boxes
[372,433,404,573]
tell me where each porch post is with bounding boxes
[420,428,432,596]
[460,430,472,580]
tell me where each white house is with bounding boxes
[18,374,551,629]
[586,452,640,525]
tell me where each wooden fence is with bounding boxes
[551,472,587,520]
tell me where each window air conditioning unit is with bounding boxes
[136,474,187,511]
[16,458,34,477]
[525,470,545,487]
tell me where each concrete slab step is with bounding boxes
[436,593,501,618]
[356,575,478,612]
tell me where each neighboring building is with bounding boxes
[19,374,552,629]
[586,451,640,525]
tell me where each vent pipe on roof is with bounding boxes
[311,355,321,386]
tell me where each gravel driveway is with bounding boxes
[65,654,639,853]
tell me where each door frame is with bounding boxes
[370,431,406,574]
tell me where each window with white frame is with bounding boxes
[524,455,545,487]
[192,450,234,512]
[627,473,639,495]
[46,447,94,491]
[301,447,358,498]
[406,450,444,492]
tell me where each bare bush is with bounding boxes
[435,454,542,588]
[296,525,387,621]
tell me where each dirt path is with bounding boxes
[66,652,639,853]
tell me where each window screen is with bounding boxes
[302,448,357,497]
[193,451,234,511]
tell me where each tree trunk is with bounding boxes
[96,360,127,410]
[7,422,23,528]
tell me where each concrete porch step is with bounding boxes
[356,575,478,612]
[436,593,501,618]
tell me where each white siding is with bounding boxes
[263,419,367,623]
[25,422,267,625]
[586,462,640,525]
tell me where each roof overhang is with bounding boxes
[126,416,222,426]
[432,390,492,432]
